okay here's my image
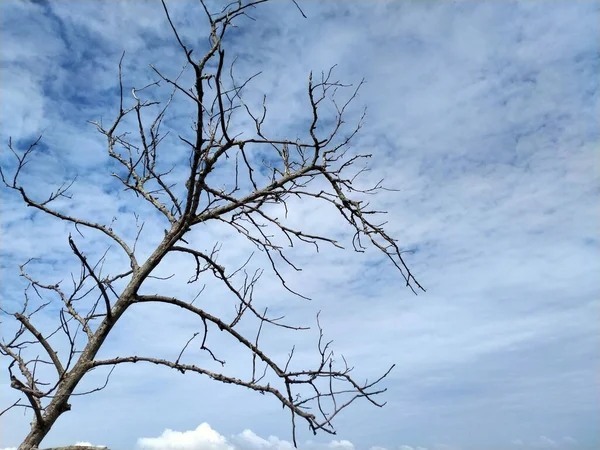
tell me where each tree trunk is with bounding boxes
[17,373,88,450]
[17,301,130,450]
[17,249,169,450]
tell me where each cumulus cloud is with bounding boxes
[328,441,355,450]
[233,430,293,450]
[137,423,234,450]
[137,424,303,450]
[136,423,426,450]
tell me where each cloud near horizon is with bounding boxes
[1,422,580,450]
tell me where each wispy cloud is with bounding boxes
[1,1,598,450]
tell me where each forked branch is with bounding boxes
[1,1,422,449]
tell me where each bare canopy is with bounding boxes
[0,1,423,449]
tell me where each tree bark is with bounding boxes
[16,299,129,450]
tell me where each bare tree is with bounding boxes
[0,1,423,449]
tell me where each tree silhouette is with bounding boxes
[0,1,423,449]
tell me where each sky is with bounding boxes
[0,1,598,450]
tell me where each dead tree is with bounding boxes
[0,1,423,449]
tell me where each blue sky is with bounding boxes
[0,1,598,450]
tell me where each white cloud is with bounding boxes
[328,441,355,450]
[237,430,272,448]
[234,430,293,450]
[137,424,432,450]
[137,423,234,450]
